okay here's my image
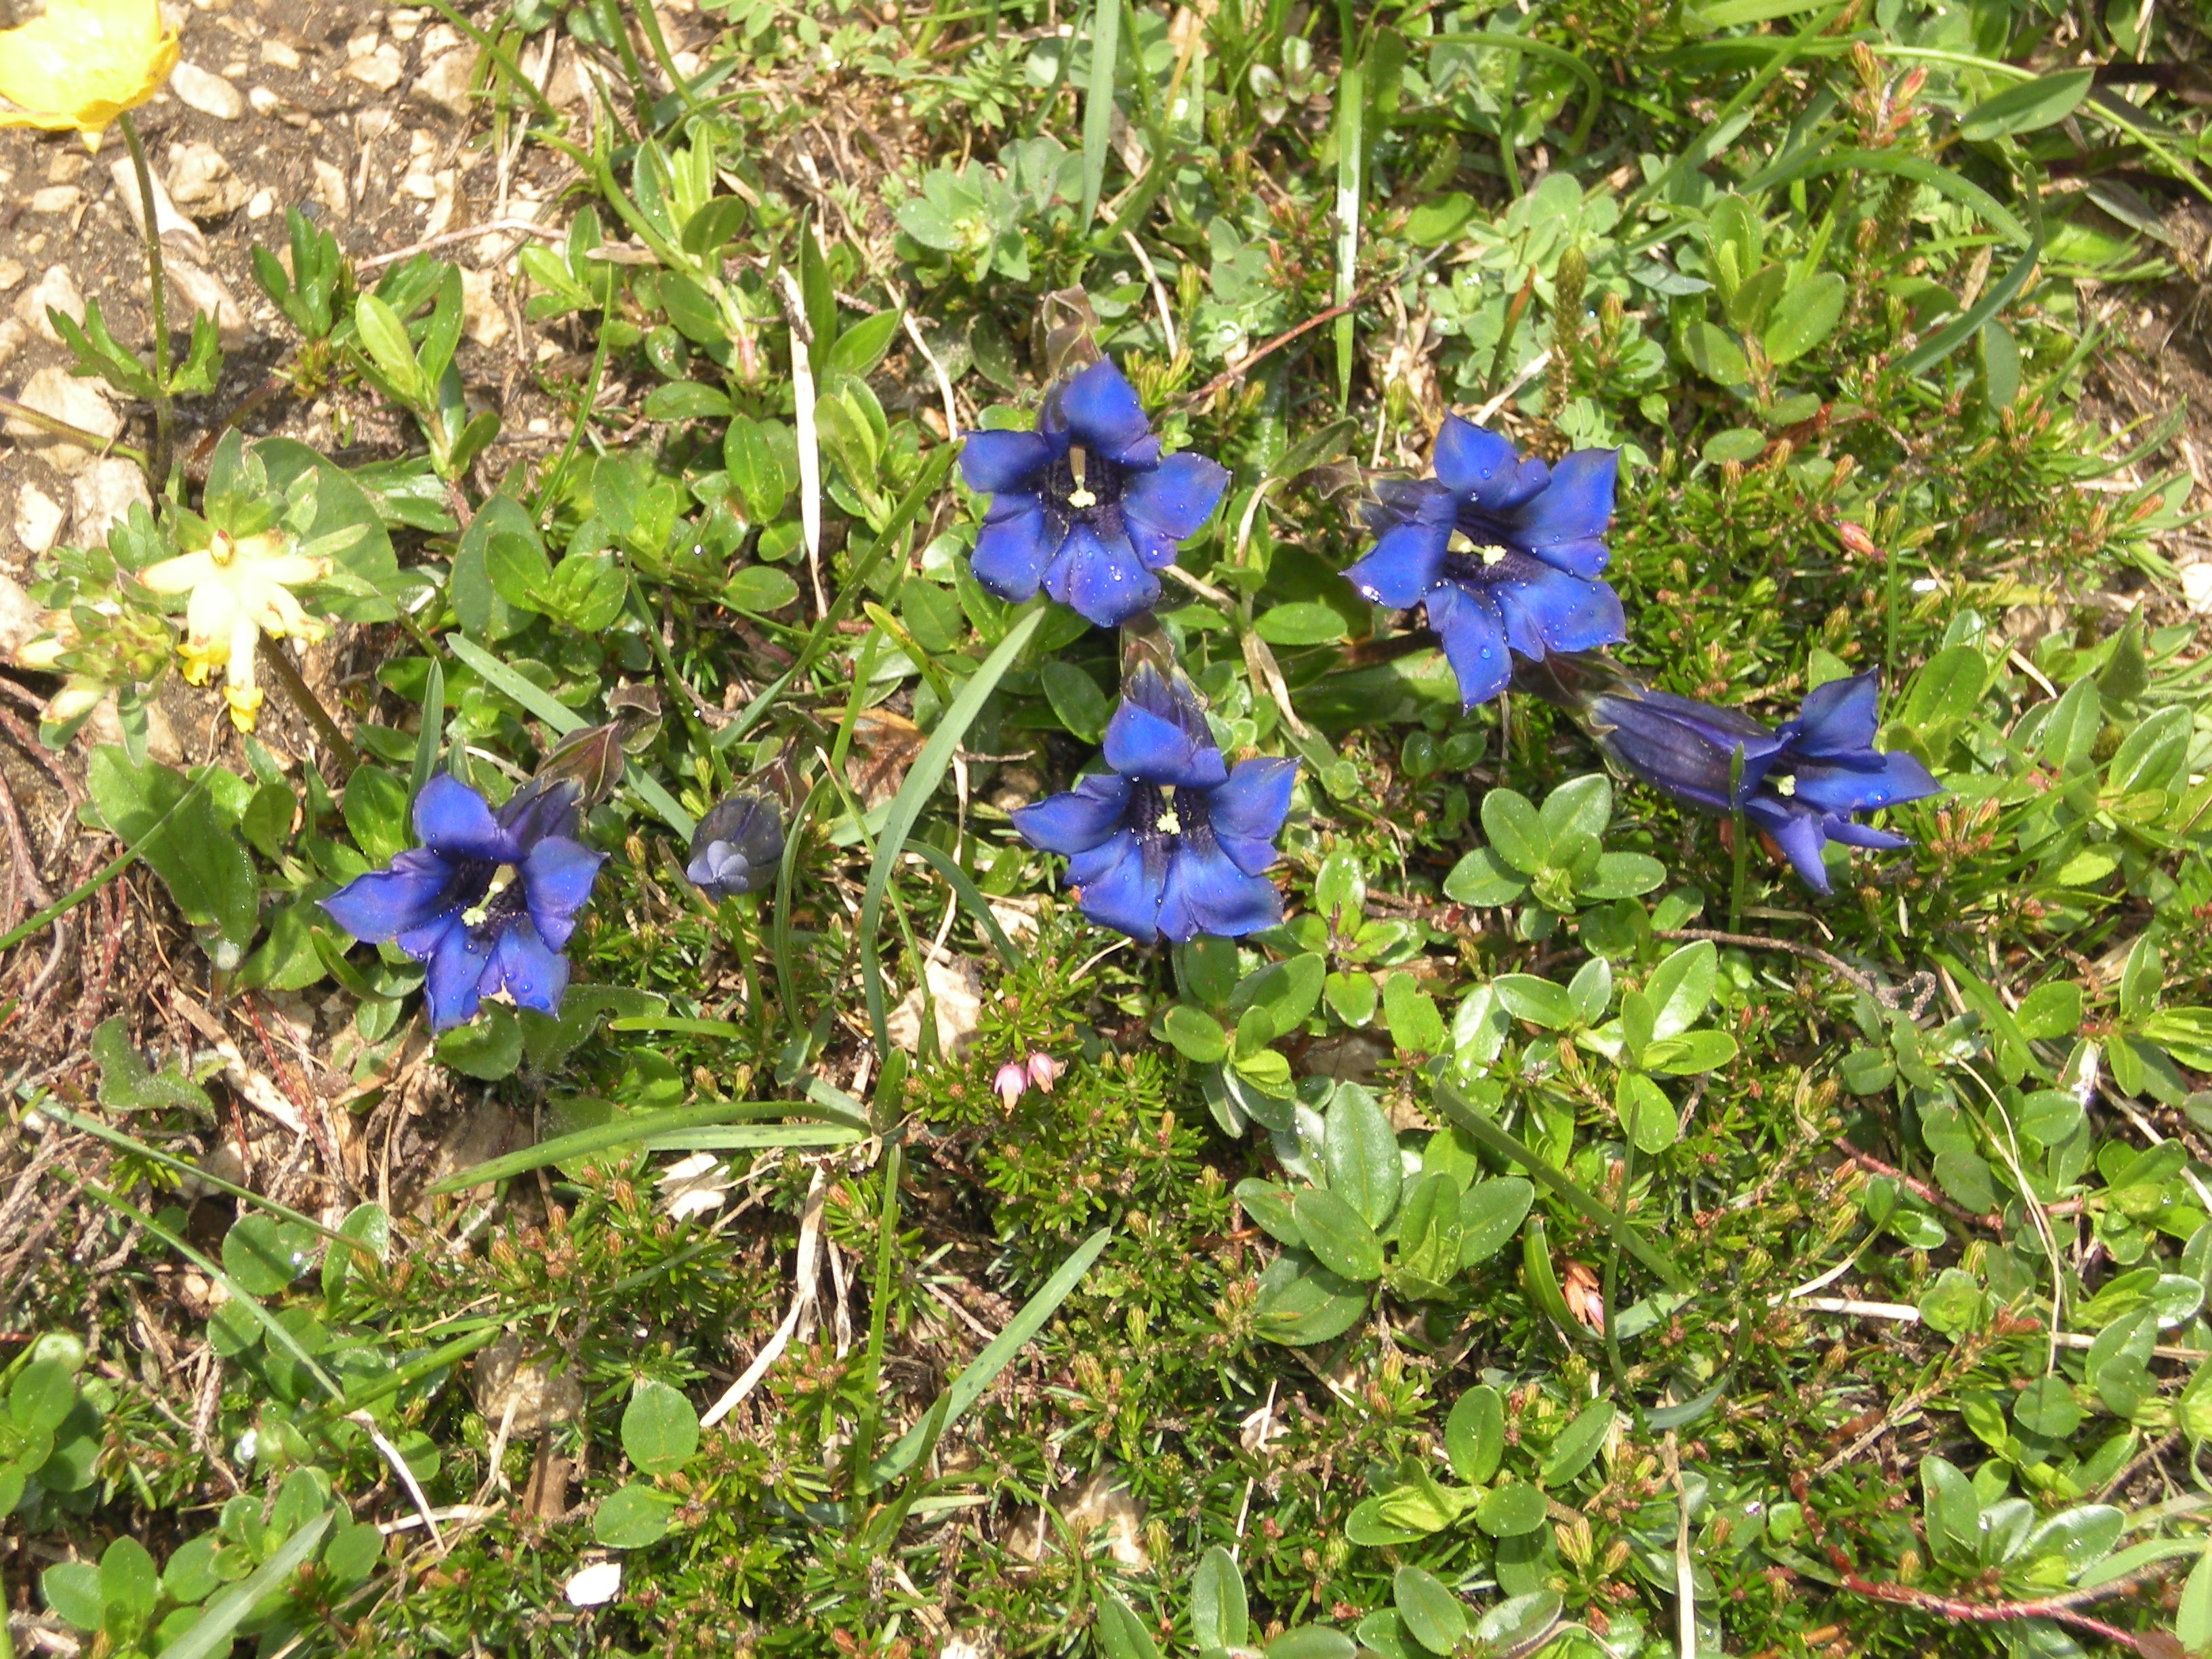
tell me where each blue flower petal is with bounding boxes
[1052,359,1159,468]
[970,499,1059,602]
[1790,749,1939,815]
[423,923,495,1029]
[1745,797,1834,893]
[1345,516,1452,609]
[1501,449,1616,577]
[1120,451,1230,546]
[1044,519,1160,628]
[497,779,580,848]
[487,918,569,1016]
[1067,829,1162,943]
[1488,556,1627,659]
[1012,774,1134,856]
[1589,690,1783,811]
[520,836,605,951]
[319,848,460,943]
[1824,816,1912,851]
[1202,757,1296,877]
[1156,837,1282,941]
[1103,668,1227,787]
[1785,673,1882,759]
[1431,416,1522,500]
[413,773,509,863]
[959,429,1057,495]
[1427,581,1513,708]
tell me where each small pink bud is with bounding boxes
[1027,1052,1064,1093]
[993,1060,1028,1111]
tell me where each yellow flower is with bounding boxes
[142,528,331,733]
[0,0,180,149]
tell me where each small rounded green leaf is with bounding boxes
[1393,1566,1467,1656]
[621,1378,700,1477]
[1475,1481,1550,1537]
[593,1482,679,1549]
[1292,1189,1385,1282]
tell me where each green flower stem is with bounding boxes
[117,111,174,487]
[257,635,361,774]
[0,395,150,468]
[1727,809,1749,935]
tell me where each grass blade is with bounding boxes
[1080,0,1120,228]
[409,655,444,811]
[908,842,1021,970]
[1895,236,2042,377]
[857,607,1046,1059]
[156,1511,333,1659]
[1332,20,1364,409]
[868,1225,1113,1486]
[424,1098,863,1194]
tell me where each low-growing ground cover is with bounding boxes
[2,0,2211,1654]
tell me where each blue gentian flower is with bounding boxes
[687,790,784,901]
[320,773,605,1030]
[1010,665,1296,942]
[958,358,1230,630]
[1344,415,1625,707]
[1586,672,1940,893]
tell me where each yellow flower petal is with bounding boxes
[139,548,217,594]
[0,0,178,142]
[224,682,264,733]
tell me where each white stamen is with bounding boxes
[462,864,519,927]
[1067,445,1097,510]
[1774,775,1797,797]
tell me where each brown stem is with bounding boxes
[1830,1136,2003,1233]
[1174,283,1385,411]
[1836,1562,2175,1652]
[0,396,150,468]
[257,636,359,775]
[1653,926,1887,1004]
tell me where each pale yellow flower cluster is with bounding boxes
[140,531,333,732]
[0,0,178,150]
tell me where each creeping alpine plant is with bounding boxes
[320,773,606,1030]
[1011,665,1295,943]
[1345,415,1624,707]
[959,357,1229,629]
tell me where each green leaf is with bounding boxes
[2177,1547,2212,1652]
[427,1099,857,1193]
[642,380,731,422]
[156,1511,332,1659]
[1683,320,1750,386]
[1475,1481,1549,1538]
[1254,602,1348,646]
[1268,1629,1355,1659]
[1581,851,1664,900]
[621,1378,700,1476]
[86,751,258,949]
[1097,1594,1162,1659]
[1039,660,1111,743]
[1191,1545,1249,1651]
[869,1225,1111,1484]
[1480,789,1547,874]
[1761,270,1845,365]
[1458,1178,1534,1265]
[723,565,801,615]
[222,1214,310,1297]
[1493,974,1576,1029]
[725,417,789,523]
[593,1482,678,1548]
[1540,1400,1615,1485]
[1393,1566,1467,1656]
[1164,1004,1229,1064]
[352,294,423,401]
[1617,1070,1679,1153]
[2015,981,2083,1041]
[1441,846,1528,907]
[1446,1385,1504,1483]
[1382,972,1446,1056]
[827,308,903,377]
[100,1535,159,1642]
[1406,192,1475,246]
[1079,0,1121,225]
[42,1562,103,1633]
[1324,1086,1401,1227]
[1235,1178,1307,1247]
[1252,1252,1369,1346]
[1959,69,2092,140]
[1292,1188,1385,1282]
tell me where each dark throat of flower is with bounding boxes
[1440,526,1513,584]
[1044,443,1126,539]
[457,861,529,942]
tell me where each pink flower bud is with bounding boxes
[1026,1052,1064,1093]
[993,1059,1028,1111]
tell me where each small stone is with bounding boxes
[356,106,399,140]
[2182,561,2212,615]
[46,151,87,185]
[0,260,23,293]
[167,261,248,348]
[7,366,120,475]
[247,85,281,115]
[563,1561,620,1609]
[83,695,181,764]
[171,61,245,119]
[0,571,41,661]
[13,485,66,555]
[411,47,479,117]
[345,41,405,91]
[472,1333,583,1434]
[108,157,209,262]
[310,158,348,219]
[419,22,460,54]
[459,268,508,348]
[388,7,422,41]
[16,266,85,347]
[167,141,248,220]
[71,457,152,546]
[400,170,438,201]
[0,319,28,374]
[28,186,81,215]
[888,956,984,1057]
[260,38,300,68]
[245,187,276,219]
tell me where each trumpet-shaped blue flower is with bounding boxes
[320,773,605,1030]
[959,358,1230,630]
[1585,671,1940,893]
[1344,416,1625,708]
[686,790,785,901]
[1011,666,1296,942]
